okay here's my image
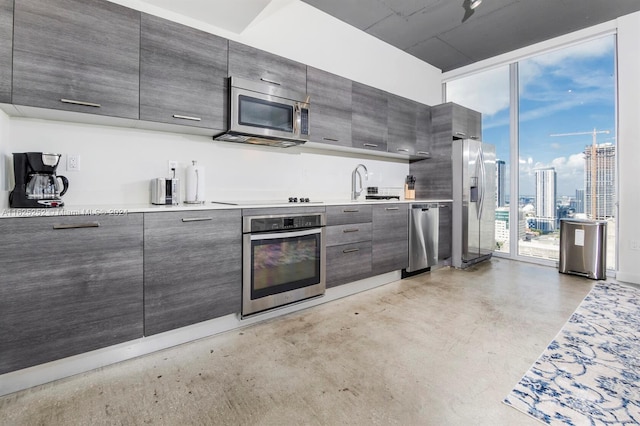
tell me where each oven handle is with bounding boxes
[249,227,322,241]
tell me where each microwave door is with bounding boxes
[231,87,296,140]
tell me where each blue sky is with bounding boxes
[447,35,616,197]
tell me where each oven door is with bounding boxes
[243,227,326,317]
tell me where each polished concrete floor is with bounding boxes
[0,258,599,425]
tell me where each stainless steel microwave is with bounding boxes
[214,76,310,148]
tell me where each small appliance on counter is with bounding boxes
[9,152,69,208]
[405,175,416,200]
[185,160,205,204]
[151,168,180,205]
[365,186,401,200]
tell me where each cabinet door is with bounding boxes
[307,67,352,147]
[352,82,388,152]
[387,94,417,156]
[228,40,306,94]
[0,214,143,374]
[144,210,242,336]
[449,103,482,140]
[438,203,452,260]
[415,104,432,159]
[0,0,12,103]
[12,0,140,118]
[326,241,372,288]
[140,14,228,130]
[372,204,408,274]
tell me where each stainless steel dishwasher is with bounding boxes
[407,203,439,272]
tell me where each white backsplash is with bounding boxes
[4,116,409,206]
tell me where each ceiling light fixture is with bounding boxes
[470,0,482,9]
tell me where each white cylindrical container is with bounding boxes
[185,160,205,204]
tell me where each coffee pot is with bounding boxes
[9,152,69,208]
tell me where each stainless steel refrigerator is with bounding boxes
[452,139,496,268]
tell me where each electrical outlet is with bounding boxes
[631,240,640,251]
[168,160,178,177]
[67,154,81,171]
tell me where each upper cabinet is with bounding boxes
[415,104,433,159]
[433,102,482,142]
[140,14,228,130]
[228,41,306,94]
[12,0,140,119]
[306,66,352,147]
[352,82,388,152]
[387,93,418,156]
[0,0,12,103]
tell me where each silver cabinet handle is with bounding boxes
[363,143,378,148]
[60,99,101,108]
[343,248,360,253]
[470,135,480,140]
[396,148,409,152]
[343,228,360,233]
[173,114,202,122]
[455,131,467,137]
[53,222,100,229]
[416,151,430,156]
[439,204,449,208]
[181,217,213,222]
[323,137,339,142]
[385,207,399,211]
[260,77,281,86]
[343,209,359,213]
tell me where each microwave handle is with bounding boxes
[293,103,301,136]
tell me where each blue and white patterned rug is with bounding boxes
[504,282,640,425]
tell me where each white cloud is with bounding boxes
[446,66,510,116]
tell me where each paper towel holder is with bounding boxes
[185,160,206,204]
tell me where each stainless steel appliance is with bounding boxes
[214,76,310,148]
[452,139,496,268]
[407,203,439,272]
[559,218,607,280]
[242,212,326,317]
[9,152,69,208]
[151,177,180,205]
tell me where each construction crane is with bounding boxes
[550,128,610,219]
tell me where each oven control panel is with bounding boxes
[248,214,324,233]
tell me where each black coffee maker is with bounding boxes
[9,152,69,208]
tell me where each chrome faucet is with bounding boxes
[351,164,368,201]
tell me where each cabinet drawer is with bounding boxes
[326,223,372,247]
[326,241,372,288]
[326,205,373,226]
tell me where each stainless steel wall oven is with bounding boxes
[242,212,326,317]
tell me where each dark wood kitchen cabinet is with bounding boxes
[351,82,388,152]
[0,0,12,103]
[387,94,417,156]
[325,205,373,287]
[306,66,352,148]
[415,104,433,159]
[143,210,242,336]
[140,13,228,130]
[0,214,144,374]
[372,204,408,274]
[228,40,307,94]
[12,0,140,119]
[433,102,481,142]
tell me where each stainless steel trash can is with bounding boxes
[559,218,607,280]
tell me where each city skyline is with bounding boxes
[448,35,616,197]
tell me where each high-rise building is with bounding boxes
[584,143,616,219]
[572,189,584,214]
[496,159,506,207]
[535,167,557,231]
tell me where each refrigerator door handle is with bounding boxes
[477,147,486,220]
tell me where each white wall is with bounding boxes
[616,12,640,284]
[4,1,442,208]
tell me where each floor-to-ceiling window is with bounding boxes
[445,34,617,270]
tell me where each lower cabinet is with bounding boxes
[143,210,241,335]
[438,203,452,261]
[0,214,144,374]
[325,205,373,287]
[372,204,408,274]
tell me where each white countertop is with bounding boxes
[0,199,453,218]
